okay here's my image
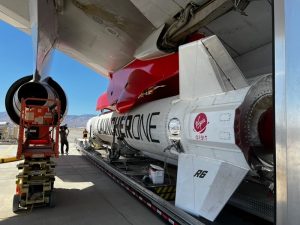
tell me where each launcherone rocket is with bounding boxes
[87,36,273,221]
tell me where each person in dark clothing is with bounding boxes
[59,125,69,155]
[83,128,88,139]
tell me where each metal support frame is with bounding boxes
[275,0,300,224]
[81,149,204,225]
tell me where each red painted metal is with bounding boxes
[97,53,179,113]
[17,98,61,159]
[96,92,114,111]
[96,33,206,113]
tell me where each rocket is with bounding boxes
[87,36,273,221]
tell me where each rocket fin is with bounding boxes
[179,35,248,100]
[175,153,249,221]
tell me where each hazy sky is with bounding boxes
[0,20,108,115]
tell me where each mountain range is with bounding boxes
[0,112,96,128]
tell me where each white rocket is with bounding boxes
[87,36,273,221]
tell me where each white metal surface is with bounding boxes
[175,153,248,221]
[29,0,57,80]
[275,0,300,224]
[129,0,181,28]
[201,36,248,89]
[179,36,247,100]
[149,164,164,184]
[134,25,168,60]
[198,1,272,79]
[88,81,257,169]
[179,39,223,99]
[235,43,272,78]
[58,0,155,75]
[0,0,272,77]
[87,38,273,220]
[168,87,251,169]
[201,0,272,57]
[89,83,256,169]
[89,96,177,164]
[0,0,30,33]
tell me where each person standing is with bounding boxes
[83,128,88,139]
[59,125,69,155]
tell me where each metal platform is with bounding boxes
[78,145,274,225]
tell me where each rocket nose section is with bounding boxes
[175,153,249,221]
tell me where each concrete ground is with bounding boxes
[0,145,17,158]
[0,144,165,225]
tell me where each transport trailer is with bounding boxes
[13,98,61,212]
[76,141,273,225]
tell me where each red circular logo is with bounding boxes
[194,113,208,133]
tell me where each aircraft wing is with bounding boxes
[0,0,272,78]
[0,0,195,76]
[0,0,272,113]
